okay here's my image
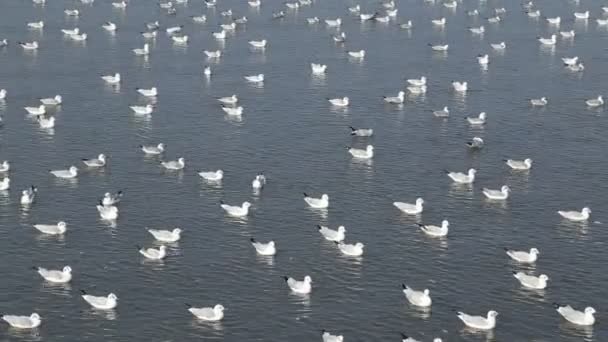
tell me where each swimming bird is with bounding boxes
[469,26,485,34]
[457,311,498,330]
[146,21,160,30]
[491,42,506,50]
[504,158,533,170]
[402,284,432,307]
[332,32,346,43]
[348,145,374,159]
[220,23,236,31]
[34,266,72,283]
[161,158,185,170]
[220,201,251,217]
[0,89,6,99]
[141,143,164,155]
[467,137,484,149]
[304,193,329,208]
[102,191,123,206]
[530,97,548,106]
[148,228,182,242]
[409,85,426,94]
[248,0,260,7]
[348,4,360,13]
[433,106,449,118]
[130,104,154,115]
[311,63,327,74]
[562,56,579,66]
[213,30,226,39]
[198,170,223,181]
[431,17,446,26]
[166,26,183,35]
[1,313,41,329]
[452,81,468,92]
[192,15,207,23]
[429,44,448,51]
[393,198,424,215]
[112,1,127,8]
[538,35,557,45]
[40,95,62,106]
[244,74,264,83]
[477,54,489,65]
[505,247,539,263]
[70,33,87,41]
[321,330,343,342]
[318,225,345,242]
[204,66,212,76]
[443,0,456,8]
[137,87,158,97]
[273,11,286,19]
[33,221,67,235]
[336,242,364,256]
[328,97,349,107]
[0,161,9,172]
[586,96,603,107]
[347,50,365,58]
[487,16,501,23]
[527,10,540,18]
[250,238,276,256]
[554,304,595,326]
[82,154,107,167]
[101,73,121,84]
[252,174,266,190]
[513,272,549,289]
[172,35,189,44]
[187,304,224,321]
[133,44,150,56]
[307,17,320,24]
[558,207,591,221]
[217,95,238,106]
[222,106,243,116]
[407,76,426,87]
[19,41,39,50]
[81,291,118,310]
[360,13,374,21]
[50,166,78,179]
[24,105,46,116]
[97,204,118,220]
[349,126,373,137]
[103,22,117,31]
[546,16,561,25]
[20,186,37,205]
[468,9,479,16]
[418,220,449,237]
[0,178,9,191]
[325,18,342,27]
[374,15,390,23]
[141,31,158,39]
[61,27,80,35]
[483,185,510,200]
[285,2,299,9]
[560,30,575,38]
[446,168,476,184]
[284,275,312,294]
[574,11,589,19]
[597,18,608,25]
[249,39,267,48]
[204,50,222,58]
[400,20,413,29]
[64,9,80,16]
[27,21,44,29]
[138,245,167,260]
[384,91,405,104]
[466,112,486,125]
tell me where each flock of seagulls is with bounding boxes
[0,0,604,340]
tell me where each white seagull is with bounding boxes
[482,185,510,200]
[336,242,364,256]
[244,74,264,83]
[513,272,549,289]
[384,91,405,104]
[198,170,223,182]
[530,97,548,106]
[138,245,167,260]
[130,104,154,115]
[19,41,39,50]
[141,143,164,155]
[148,228,182,242]
[555,304,595,326]
[97,204,118,220]
[491,42,506,50]
[40,95,62,106]
[538,35,557,45]
[249,39,267,48]
[82,154,107,167]
[418,220,449,237]
[328,97,349,107]
[586,96,604,107]
[504,158,533,170]
[348,145,374,159]
[311,63,327,74]
[322,330,344,342]
[558,207,591,221]
[304,193,329,208]
[467,137,484,149]
[250,238,276,256]
[466,112,487,125]
[505,247,539,263]
[446,168,476,184]
[24,105,46,116]
[81,291,118,310]
[102,191,123,206]
[222,106,243,116]
[33,221,67,235]
[317,225,345,242]
[349,126,373,137]
[347,50,365,58]
[137,87,158,97]
[161,158,185,170]
[402,284,432,307]
[34,266,72,283]
[1,313,41,329]
[284,275,312,294]
[457,311,498,330]
[452,81,468,92]
[187,304,224,321]
[133,43,150,56]
[393,198,424,215]
[220,201,251,217]
[433,107,449,118]
[20,186,37,205]
[101,73,121,84]
[50,166,78,179]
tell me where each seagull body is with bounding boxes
[328,97,349,106]
[574,11,589,19]
[483,185,510,200]
[220,201,251,217]
[146,21,160,30]
[244,74,264,83]
[133,44,150,56]
[452,81,468,92]
[249,39,267,48]
[457,311,498,330]
[304,193,329,208]
[347,50,365,58]
[161,158,185,170]
[198,170,223,181]
[40,95,62,106]
[97,204,118,220]
[538,35,557,45]
[360,13,374,21]
[562,57,578,66]
[418,220,449,237]
[446,168,476,184]
[102,191,123,206]
[432,17,446,26]
[443,1,456,8]
[322,331,344,342]
[530,97,548,106]
[192,15,207,23]
[20,41,39,50]
[469,26,485,34]
[112,1,127,8]
[218,95,238,106]
[325,18,342,27]
[148,228,182,242]
[337,242,364,256]
[70,33,87,41]
[284,275,312,294]
[35,266,72,283]
[491,42,506,50]
[586,96,603,107]
[130,105,154,115]
[213,30,226,39]
[35,117,52,130]
[101,73,121,84]
[222,106,243,116]
[138,245,167,260]
[252,174,266,190]
[28,21,44,29]
[33,221,67,235]
[20,186,37,205]
[555,304,595,326]
[384,91,405,104]
[433,106,449,118]
[137,87,158,97]
[81,292,118,310]
[348,145,374,159]
[332,32,346,43]
[468,9,479,16]
[560,30,575,38]
[407,76,426,87]
[487,16,501,23]
[466,112,486,125]
[188,304,224,321]
[25,105,46,116]
[400,20,413,29]
[83,154,107,167]
[204,66,212,76]
[349,126,373,137]
[0,178,9,191]
[172,35,188,44]
[220,23,236,31]
[307,17,320,24]
[430,44,448,51]
[505,158,533,170]
[318,225,345,242]
[375,15,390,23]
[348,5,360,13]
[1,313,41,329]
[311,63,327,74]
[505,247,539,263]
[597,18,608,25]
[142,31,158,39]
[558,207,591,221]
[546,16,560,25]
[402,284,432,307]
[166,26,183,35]
[477,54,489,65]
[141,143,164,155]
[393,198,424,215]
[64,9,80,16]
[61,28,80,35]
[0,89,6,99]
[514,272,549,289]
[50,166,78,179]
[527,10,540,18]
[250,238,276,255]
[204,50,222,58]
[408,85,427,94]
[248,0,261,7]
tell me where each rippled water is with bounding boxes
[1,0,607,341]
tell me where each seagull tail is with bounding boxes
[316,225,322,230]
[303,192,308,197]
[400,333,409,339]
[282,276,289,282]
[135,244,142,250]
[443,169,450,174]
[552,302,561,309]
[80,289,87,295]
[184,303,192,308]
[503,247,510,251]
[250,238,256,243]
[219,200,225,205]
[31,266,38,270]
[401,283,407,289]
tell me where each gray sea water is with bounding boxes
[1,0,607,341]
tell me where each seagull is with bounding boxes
[491,42,506,50]
[530,97,548,106]
[33,221,67,235]
[1,313,41,329]
[562,56,579,66]
[318,225,345,242]
[19,41,39,50]
[0,89,6,99]
[325,18,342,27]
[148,228,182,242]
[374,15,390,23]
[457,311,498,330]
[347,50,365,58]
[513,272,549,289]
[393,198,424,215]
[249,39,267,48]
[401,334,442,342]
[574,11,589,19]
[220,201,251,217]
[220,9,233,16]
[560,30,575,38]
[400,20,413,29]
[483,185,510,200]
[130,104,154,115]
[466,112,486,125]
[217,95,239,106]
[82,154,107,167]
[336,242,364,256]
[97,204,118,220]
[586,96,604,107]
[81,291,118,310]
[34,266,72,283]
[133,43,150,56]
[554,304,595,326]
[101,191,123,206]
[418,220,449,237]
[50,166,78,179]
[348,145,374,159]
[402,284,432,307]
[273,11,286,19]
[0,161,10,172]
[433,106,449,118]
[141,143,165,155]
[443,1,456,8]
[597,18,608,25]
[138,245,167,260]
[166,26,183,35]
[0,178,9,191]
[477,54,489,65]
[384,91,405,104]
[161,158,185,170]
[101,73,121,84]
[452,81,468,92]
[204,66,212,76]
[244,74,264,83]
[213,30,226,39]
[252,174,266,190]
[505,247,539,263]
[198,170,223,182]
[220,23,236,31]
[187,304,224,321]
[332,32,346,43]
[64,9,80,16]
[546,16,561,25]
[24,105,46,116]
[558,207,591,221]
[141,31,158,39]
[429,44,448,51]
[468,9,479,16]
[311,63,327,74]
[504,158,533,170]
[285,2,299,9]
[284,275,312,294]
[20,186,37,205]
[248,0,260,7]
[349,126,373,137]
[328,97,349,107]
[61,27,80,35]
[538,35,557,45]
[70,33,87,41]
[27,21,44,29]
[348,4,360,13]
[146,21,160,30]
[304,193,329,208]
[112,1,127,8]
[408,85,427,94]
[469,26,485,34]
[386,8,398,17]
[172,35,188,44]
[40,95,62,106]
[431,17,446,26]
[204,50,222,59]
[222,106,243,116]
[360,13,374,21]
[407,76,426,87]
[446,168,476,184]
[307,17,320,24]
[322,330,343,342]
[137,87,158,97]
[250,238,276,256]
[487,16,501,23]
[204,0,216,7]
[192,15,207,23]
[527,10,541,18]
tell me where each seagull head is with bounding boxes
[355,242,365,249]
[337,225,346,233]
[304,275,312,283]
[468,168,477,176]
[501,185,510,193]
[321,194,329,201]
[487,310,499,318]
[423,289,430,295]
[441,220,449,228]
[242,201,252,208]
[58,221,67,229]
[69,166,78,173]
[530,248,540,255]
[63,266,72,273]
[214,304,225,312]
[416,198,424,205]
[539,274,549,281]
[30,313,41,321]
[173,228,182,235]
[585,307,596,315]
[582,207,591,214]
